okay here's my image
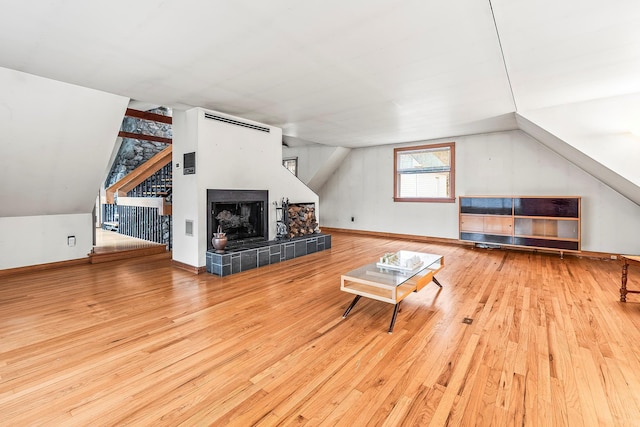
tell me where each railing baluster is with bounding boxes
[112,160,173,245]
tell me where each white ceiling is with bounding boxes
[1,0,639,148]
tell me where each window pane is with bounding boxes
[397,148,450,173]
[283,158,297,176]
[399,172,450,198]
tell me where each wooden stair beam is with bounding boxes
[118,131,172,145]
[125,108,172,124]
[106,145,172,204]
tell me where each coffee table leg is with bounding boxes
[343,295,361,318]
[432,276,443,288]
[388,302,401,334]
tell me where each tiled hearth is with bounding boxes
[206,234,331,276]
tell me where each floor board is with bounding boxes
[0,232,638,425]
[93,228,165,254]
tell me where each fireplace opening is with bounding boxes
[213,202,264,241]
[207,189,268,250]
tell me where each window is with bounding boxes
[283,157,298,176]
[394,142,455,202]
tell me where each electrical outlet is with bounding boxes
[351,216,355,222]
[67,236,76,247]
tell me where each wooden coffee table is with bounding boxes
[340,251,445,333]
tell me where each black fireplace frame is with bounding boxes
[207,189,269,250]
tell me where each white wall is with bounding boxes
[0,66,129,217]
[283,144,352,193]
[0,214,93,269]
[172,108,318,268]
[283,144,338,183]
[319,130,640,254]
[168,109,200,267]
[0,67,129,270]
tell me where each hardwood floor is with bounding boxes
[93,228,166,253]
[1,232,639,425]
[89,228,168,264]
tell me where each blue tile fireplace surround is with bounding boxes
[206,234,331,276]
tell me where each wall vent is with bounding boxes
[204,113,270,133]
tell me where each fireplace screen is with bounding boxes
[207,189,269,249]
[212,202,264,241]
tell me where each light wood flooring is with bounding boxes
[89,228,168,264]
[1,232,640,425]
[93,228,165,254]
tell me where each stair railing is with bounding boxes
[105,145,172,204]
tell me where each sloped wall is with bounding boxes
[282,144,351,193]
[0,67,128,269]
[517,101,640,206]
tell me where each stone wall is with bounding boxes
[105,107,172,187]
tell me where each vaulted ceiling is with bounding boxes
[3,0,640,208]
[1,0,638,148]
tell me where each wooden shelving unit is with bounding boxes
[460,196,581,253]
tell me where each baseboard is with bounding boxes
[172,259,207,274]
[320,227,461,246]
[0,257,90,278]
[320,226,617,260]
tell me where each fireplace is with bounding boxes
[207,189,268,250]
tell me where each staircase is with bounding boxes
[131,164,173,198]
[105,146,172,208]
[100,108,173,253]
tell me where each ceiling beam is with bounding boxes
[124,108,172,124]
[118,131,172,144]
